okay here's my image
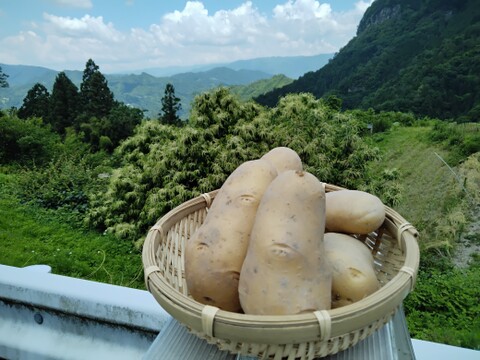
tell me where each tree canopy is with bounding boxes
[159,83,182,126]
[18,83,50,120]
[47,72,80,134]
[80,59,114,119]
[15,59,144,151]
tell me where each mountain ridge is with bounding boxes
[128,53,333,79]
[0,53,331,117]
[0,64,274,118]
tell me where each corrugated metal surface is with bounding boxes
[236,307,414,360]
[0,299,158,360]
[143,317,234,360]
[144,307,416,360]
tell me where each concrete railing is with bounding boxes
[0,264,169,360]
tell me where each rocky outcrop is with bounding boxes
[357,4,402,34]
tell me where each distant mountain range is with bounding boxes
[0,53,331,118]
[136,53,333,79]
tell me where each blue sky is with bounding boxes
[0,0,374,73]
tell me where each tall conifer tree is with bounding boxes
[80,59,114,119]
[0,66,8,88]
[159,83,182,126]
[48,72,80,134]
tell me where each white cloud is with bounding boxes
[273,0,332,20]
[51,0,93,8]
[42,13,124,41]
[156,1,265,46]
[356,0,375,12]
[0,1,373,72]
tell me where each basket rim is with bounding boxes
[142,183,420,345]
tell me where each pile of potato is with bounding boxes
[185,147,385,315]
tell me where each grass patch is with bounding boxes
[0,172,144,289]
[368,126,468,251]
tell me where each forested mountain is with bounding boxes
[230,74,293,101]
[256,0,480,122]
[106,67,272,117]
[0,65,272,118]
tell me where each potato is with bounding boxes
[324,232,379,308]
[325,189,385,234]
[261,146,302,174]
[185,159,277,312]
[239,170,331,315]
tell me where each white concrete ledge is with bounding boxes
[412,339,479,360]
[0,264,169,332]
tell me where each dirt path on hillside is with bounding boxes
[453,204,480,268]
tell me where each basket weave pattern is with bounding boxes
[143,184,419,360]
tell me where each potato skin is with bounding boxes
[185,159,277,312]
[324,232,379,308]
[261,146,303,174]
[239,170,331,315]
[325,190,385,234]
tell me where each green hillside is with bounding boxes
[256,0,480,122]
[367,125,479,251]
[229,74,293,101]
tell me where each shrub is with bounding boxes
[0,115,61,165]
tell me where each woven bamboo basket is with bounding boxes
[142,183,419,359]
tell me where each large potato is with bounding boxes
[324,232,379,308]
[325,189,385,234]
[261,146,303,174]
[185,159,277,312]
[239,170,331,315]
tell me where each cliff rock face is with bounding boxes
[357,4,401,34]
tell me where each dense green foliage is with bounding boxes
[85,89,382,243]
[404,254,480,349]
[257,0,480,122]
[428,122,480,163]
[14,135,112,215]
[0,112,61,165]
